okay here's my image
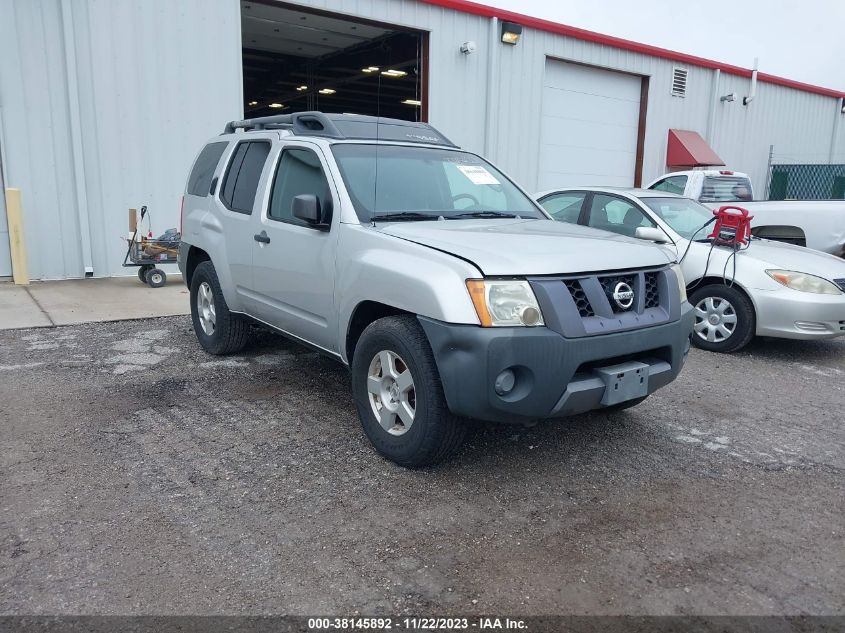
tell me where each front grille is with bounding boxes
[599,274,636,313]
[564,280,594,317]
[834,279,845,292]
[644,272,660,309]
[538,268,672,338]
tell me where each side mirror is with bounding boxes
[635,226,668,243]
[292,194,330,229]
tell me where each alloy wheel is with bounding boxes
[197,281,216,336]
[366,350,416,436]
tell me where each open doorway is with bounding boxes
[241,1,427,121]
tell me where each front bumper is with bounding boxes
[419,304,694,423]
[753,287,845,340]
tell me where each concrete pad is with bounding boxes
[25,276,190,327]
[0,282,52,329]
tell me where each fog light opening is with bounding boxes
[494,369,516,396]
[795,321,830,332]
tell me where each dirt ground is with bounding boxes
[1,317,843,616]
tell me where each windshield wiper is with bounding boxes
[370,212,438,222]
[449,211,519,219]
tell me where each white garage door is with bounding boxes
[538,59,642,190]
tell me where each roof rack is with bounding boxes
[222,111,457,147]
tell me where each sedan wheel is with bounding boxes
[694,296,737,343]
[687,284,756,353]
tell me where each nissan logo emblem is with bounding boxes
[612,282,635,310]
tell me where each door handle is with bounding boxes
[254,231,271,244]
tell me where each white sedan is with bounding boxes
[536,187,845,353]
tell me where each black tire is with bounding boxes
[145,268,167,288]
[688,284,755,353]
[137,266,151,283]
[351,315,466,467]
[190,261,250,355]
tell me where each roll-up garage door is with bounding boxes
[538,59,642,190]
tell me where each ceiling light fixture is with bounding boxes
[381,69,407,78]
[401,99,422,106]
[268,103,284,108]
[296,85,308,91]
[318,88,336,95]
[500,21,522,45]
[362,66,380,73]
[248,101,258,106]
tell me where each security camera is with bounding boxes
[460,41,477,55]
[720,93,736,103]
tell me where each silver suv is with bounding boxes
[178,112,693,466]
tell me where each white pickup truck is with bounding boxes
[647,170,845,257]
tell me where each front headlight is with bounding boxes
[765,270,842,295]
[466,279,545,327]
[670,264,687,303]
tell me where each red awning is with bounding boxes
[666,129,724,167]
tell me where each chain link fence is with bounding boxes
[767,163,845,200]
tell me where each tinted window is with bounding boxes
[269,148,331,226]
[700,176,753,202]
[187,142,228,196]
[587,194,655,237]
[221,141,270,214]
[539,192,587,224]
[650,175,687,195]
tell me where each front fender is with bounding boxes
[335,225,482,362]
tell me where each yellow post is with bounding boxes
[5,188,29,285]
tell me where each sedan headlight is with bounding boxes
[766,270,842,295]
[466,279,544,327]
[670,264,687,303]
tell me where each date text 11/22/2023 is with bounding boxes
[307,617,528,630]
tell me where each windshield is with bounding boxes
[330,144,544,221]
[640,197,714,240]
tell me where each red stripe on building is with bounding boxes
[418,0,845,100]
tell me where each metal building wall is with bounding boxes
[2,0,842,279]
[280,0,844,196]
[0,0,242,280]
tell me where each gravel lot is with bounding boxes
[1,317,843,616]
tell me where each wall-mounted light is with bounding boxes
[318,88,336,95]
[720,93,736,103]
[501,21,522,45]
[401,99,422,106]
[460,41,476,54]
[841,98,845,114]
[268,103,283,108]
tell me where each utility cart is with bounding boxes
[123,206,179,288]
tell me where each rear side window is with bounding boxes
[220,141,271,213]
[268,148,332,226]
[650,175,687,195]
[186,142,228,196]
[700,176,753,202]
